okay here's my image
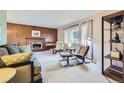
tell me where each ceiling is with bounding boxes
[7,10,104,28]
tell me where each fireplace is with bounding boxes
[25,37,45,51]
[33,43,42,49]
[32,43,42,51]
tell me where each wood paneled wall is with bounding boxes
[7,23,57,45]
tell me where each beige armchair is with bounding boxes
[53,40,64,54]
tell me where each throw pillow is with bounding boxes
[78,46,85,55]
[18,45,31,53]
[1,52,33,66]
[0,48,9,56]
[6,44,20,54]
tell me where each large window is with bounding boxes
[69,26,79,44]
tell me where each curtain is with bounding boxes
[87,20,93,60]
[63,19,93,60]
[80,20,93,60]
[64,28,69,44]
[80,22,88,46]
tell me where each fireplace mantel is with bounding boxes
[25,37,45,40]
[25,37,45,51]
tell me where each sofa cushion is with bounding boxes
[0,48,9,67]
[6,44,20,54]
[18,45,31,53]
[1,52,32,66]
[0,48,9,56]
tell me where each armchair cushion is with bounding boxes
[78,46,85,56]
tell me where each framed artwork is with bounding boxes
[32,30,41,37]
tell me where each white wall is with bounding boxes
[0,10,7,45]
[57,28,64,41]
[57,10,119,63]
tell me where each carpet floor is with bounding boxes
[34,51,117,83]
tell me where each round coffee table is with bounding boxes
[0,68,16,83]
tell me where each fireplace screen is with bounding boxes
[32,43,42,50]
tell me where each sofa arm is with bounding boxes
[7,61,34,83]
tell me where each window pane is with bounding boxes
[69,27,79,44]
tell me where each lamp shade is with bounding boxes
[68,43,72,48]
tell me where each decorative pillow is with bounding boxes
[0,48,9,67]
[0,48,9,56]
[78,46,85,55]
[18,45,31,53]
[6,44,20,54]
[1,52,33,66]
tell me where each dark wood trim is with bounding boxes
[123,14,124,82]
[102,17,104,74]
[110,19,112,66]
[30,61,34,83]
[103,11,124,23]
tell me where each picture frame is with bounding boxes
[32,30,41,37]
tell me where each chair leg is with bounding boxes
[84,58,91,64]
[59,57,67,62]
[77,58,90,65]
[77,58,84,65]
[71,56,77,60]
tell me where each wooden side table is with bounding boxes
[0,68,16,83]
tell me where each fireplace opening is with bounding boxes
[32,43,42,51]
[33,44,41,48]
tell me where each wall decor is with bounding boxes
[32,30,41,37]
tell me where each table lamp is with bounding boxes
[68,43,72,48]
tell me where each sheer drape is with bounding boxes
[64,28,69,44]
[87,20,93,60]
[80,22,88,46]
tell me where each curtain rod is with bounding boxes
[69,24,79,28]
[63,19,93,30]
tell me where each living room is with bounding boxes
[1,10,124,83]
